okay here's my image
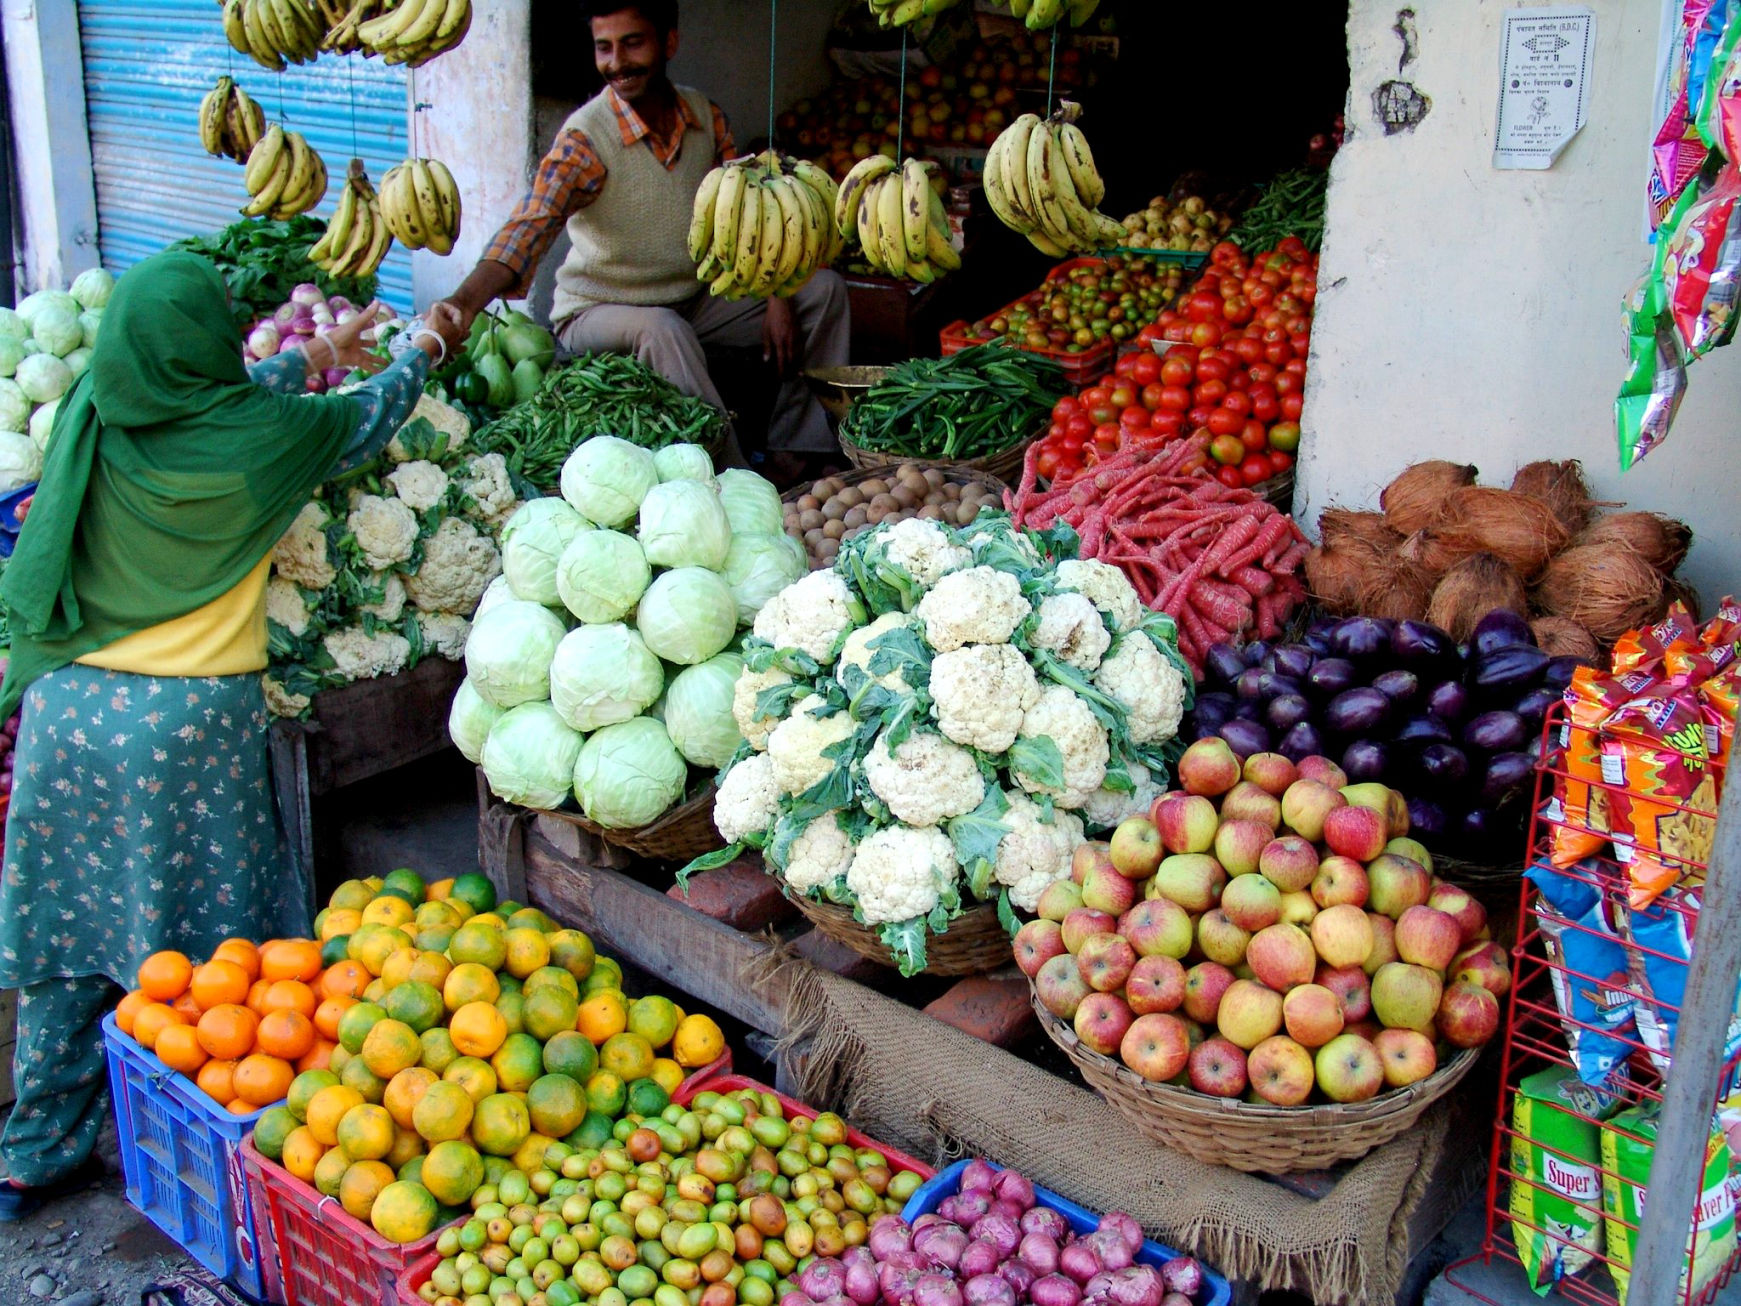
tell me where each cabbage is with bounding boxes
[78,311,101,350]
[0,380,26,434]
[664,652,746,768]
[32,306,81,358]
[463,599,566,707]
[63,348,91,380]
[501,497,590,606]
[652,443,716,487]
[481,701,585,809]
[549,623,664,731]
[722,533,807,625]
[560,436,657,528]
[0,339,25,379]
[637,480,732,571]
[473,575,515,621]
[0,309,24,341]
[18,339,39,357]
[16,291,78,330]
[28,399,59,453]
[716,468,784,537]
[449,678,506,764]
[555,528,650,624]
[70,268,115,311]
[636,567,737,666]
[0,430,42,493]
[572,717,689,828]
[15,354,71,404]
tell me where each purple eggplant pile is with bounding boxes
[0,710,16,800]
[1188,611,1582,857]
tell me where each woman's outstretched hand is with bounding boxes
[307,300,389,376]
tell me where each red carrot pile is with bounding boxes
[1008,436,1309,676]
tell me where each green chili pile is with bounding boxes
[1229,167,1328,253]
[842,345,1066,462]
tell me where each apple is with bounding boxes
[1126,954,1187,1015]
[1181,962,1236,1024]
[1259,835,1320,893]
[1427,883,1488,944]
[1296,756,1349,789]
[1452,941,1512,997]
[1120,1013,1192,1082]
[1247,1035,1316,1105]
[1073,992,1135,1056]
[1395,906,1463,971]
[1153,794,1220,855]
[1216,979,1284,1050]
[1321,805,1388,862]
[1243,752,1299,797]
[1035,954,1092,1019]
[1219,781,1282,829]
[1221,873,1283,932]
[1187,1036,1248,1097]
[1197,909,1252,967]
[1344,1018,1384,1042]
[1071,841,1114,886]
[1366,854,1431,919]
[1310,856,1370,910]
[1338,781,1392,818]
[1148,854,1226,913]
[1370,962,1445,1033]
[1311,904,1376,969]
[1178,737,1242,797]
[1279,890,1319,927]
[1314,1033,1384,1103]
[1214,818,1274,878]
[1109,818,1164,880]
[1081,863,1139,916]
[1061,908,1117,954]
[1282,983,1345,1049]
[1246,923,1316,993]
[1120,898,1195,960]
[1013,920,1066,977]
[1036,880,1084,923]
[1076,932,1137,993]
[1280,780,1346,842]
[1438,980,1501,1048]
[1373,1027,1437,1088]
[1363,913,1399,976]
[1384,836,1434,875]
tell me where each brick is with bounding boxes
[923,976,1038,1047]
[667,861,796,932]
[792,929,892,983]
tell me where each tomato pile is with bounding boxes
[957,256,1186,354]
[1030,239,1318,487]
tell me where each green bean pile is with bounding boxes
[842,345,1066,462]
[1229,167,1328,253]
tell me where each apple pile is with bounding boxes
[1013,738,1511,1108]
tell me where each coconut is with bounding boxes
[1535,544,1666,642]
[1574,512,1693,575]
[1433,486,1571,581]
[1318,508,1401,552]
[1354,555,1434,623]
[1379,461,1479,535]
[1304,538,1388,615]
[1509,460,1596,535]
[1397,529,1466,582]
[1426,553,1529,642]
[1530,616,1602,665]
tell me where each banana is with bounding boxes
[875,173,908,277]
[732,184,764,289]
[1000,115,1041,226]
[1067,0,1099,24]
[359,0,423,47]
[709,264,737,299]
[925,188,962,272]
[688,167,724,264]
[793,172,829,274]
[398,0,445,47]
[856,179,882,270]
[242,149,291,218]
[409,159,445,236]
[319,180,357,260]
[241,0,286,70]
[836,154,895,242]
[885,0,925,24]
[390,164,429,247]
[711,164,747,268]
[223,0,251,56]
[432,0,470,42]
[227,89,265,161]
[244,126,286,195]
[901,160,930,266]
[330,199,375,277]
[981,132,1022,231]
[426,158,461,237]
[1025,117,1071,246]
[1027,229,1069,256]
[1027,0,1066,28]
[1058,122,1104,209]
[200,79,231,156]
[1009,0,1032,16]
[765,175,807,290]
[1044,128,1097,247]
[279,131,315,212]
[742,179,780,297]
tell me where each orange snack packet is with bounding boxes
[1602,685,1720,908]
[1550,667,1663,868]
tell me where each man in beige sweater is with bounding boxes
[435,0,849,458]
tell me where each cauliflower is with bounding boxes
[323,625,412,682]
[362,572,407,623]
[1030,591,1111,672]
[861,730,985,828]
[1013,684,1109,809]
[272,502,336,589]
[752,570,862,666]
[846,825,959,925]
[1094,633,1187,745]
[388,393,469,462]
[733,667,793,751]
[767,694,857,796]
[261,675,311,718]
[385,459,450,512]
[878,517,972,587]
[460,452,518,528]
[783,812,856,894]
[418,612,471,661]
[836,612,916,695]
[404,518,503,615]
[915,566,1030,653]
[929,643,1041,753]
[1054,559,1143,632]
[265,578,312,638]
[995,792,1087,911]
[959,515,1042,569]
[348,495,419,571]
[1080,761,1164,833]
[714,752,780,844]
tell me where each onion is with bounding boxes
[799,1260,847,1302]
[912,1222,969,1270]
[1162,1296,1194,1306]
[1060,1242,1103,1286]
[991,1169,1036,1211]
[990,1199,1027,1224]
[1098,1213,1144,1257]
[970,1211,1021,1259]
[1082,1229,1134,1272]
[958,1241,1001,1281]
[964,1277,1016,1306]
[942,1192,991,1225]
[960,1160,1000,1194]
[1031,1276,1082,1306]
[1082,1271,1115,1305]
[1160,1258,1204,1299]
[913,1274,963,1306]
[1021,1208,1070,1241]
[324,367,351,389]
[912,1215,947,1235]
[869,1216,914,1260]
[1106,1266,1165,1306]
[1019,1232,1061,1275]
[845,1256,881,1305]
[880,1262,923,1306]
[999,1262,1037,1297]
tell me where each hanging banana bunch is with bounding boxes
[310,160,394,278]
[865,0,964,26]
[241,125,329,220]
[832,155,960,284]
[379,158,462,255]
[222,0,323,71]
[356,0,472,66]
[314,0,384,53]
[688,151,842,300]
[983,101,1123,257]
[1006,0,1101,28]
[198,76,267,165]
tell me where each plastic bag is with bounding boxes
[1664,161,1741,359]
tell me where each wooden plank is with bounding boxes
[276,658,466,798]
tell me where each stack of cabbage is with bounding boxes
[454,437,805,833]
[687,512,1195,975]
[0,269,115,490]
[263,394,518,718]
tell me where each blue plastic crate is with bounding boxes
[901,1159,1232,1306]
[102,1012,276,1301]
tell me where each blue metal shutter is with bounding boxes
[76,0,414,310]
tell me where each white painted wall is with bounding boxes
[1299,0,1740,607]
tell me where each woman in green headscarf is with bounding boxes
[0,250,461,1220]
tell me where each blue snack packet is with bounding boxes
[1526,859,1638,1092]
[1625,885,1741,1091]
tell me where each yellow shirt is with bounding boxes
[76,555,272,677]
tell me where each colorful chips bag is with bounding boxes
[1550,668,1662,868]
[1527,861,1639,1091]
[1602,684,1720,908]
[1511,1068,1615,1294]
[1601,1106,1737,1306]
[1623,885,1741,1084]
[1664,161,1741,359]
[1616,264,1689,470]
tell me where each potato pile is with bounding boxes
[783,465,1002,568]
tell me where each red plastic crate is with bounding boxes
[940,257,1119,387]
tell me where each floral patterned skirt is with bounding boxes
[0,665,308,990]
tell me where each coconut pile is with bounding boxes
[1305,459,1693,654]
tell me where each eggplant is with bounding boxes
[1542,656,1585,690]
[1474,645,1549,690]
[1471,610,1536,658]
[1371,669,1420,707]
[1417,743,1469,785]
[1204,643,1246,686]
[1191,693,1237,737]
[1234,699,1265,722]
[1304,633,1333,656]
[1395,715,1455,748]
[1480,751,1536,805]
[1329,616,1392,661]
[1459,806,1502,846]
[1307,658,1359,698]
[1464,710,1528,754]
[1277,721,1324,762]
[1243,640,1273,669]
[1406,796,1449,838]
[1342,740,1390,783]
[1324,687,1392,735]
[1514,686,1559,728]
[1309,617,1340,641]
[1218,718,1272,759]
[1266,693,1314,733]
[1270,644,1316,681]
[1257,672,1306,700]
[1426,680,1470,724]
[1235,668,1268,701]
[1391,620,1461,668]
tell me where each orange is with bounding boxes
[441,963,499,1013]
[227,1099,259,1116]
[314,997,355,1042]
[259,939,323,983]
[257,1009,316,1060]
[411,1080,475,1143]
[312,1145,351,1199]
[261,980,317,1020]
[132,1003,184,1051]
[370,1180,438,1244]
[441,1057,497,1105]
[245,979,274,1016]
[137,950,194,1002]
[406,951,452,991]
[597,1032,654,1083]
[336,1102,397,1160]
[471,1093,531,1157]
[320,960,369,1001]
[671,1014,725,1069]
[448,1002,507,1059]
[318,908,362,943]
[361,1019,422,1079]
[576,990,628,1045]
[155,1023,209,1076]
[171,992,203,1020]
[211,938,262,981]
[196,1004,260,1061]
[196,1058,240,1105]
[297,1039,336,1073]
[339,1159,397,1222]
[189,959,252,1012]
[115,990,150,1037]
[281,1126,325,1182]
[306,1084,366,1146]
[382,1067,438,1131]
[233,1053,295,1107]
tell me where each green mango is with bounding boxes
[476,353,515,408]
[511,358,544,405]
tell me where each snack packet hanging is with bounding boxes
[1602,684,1719,907]
[1550,667,1662,868]
[1652,0,1726,227]
[1526,860,1638,1091]
[1511,1067,1615,1294]
[1696,8,1741,158]
[1601,1105,1737,1306]
[1664,161,1741,359]
[1616,245,1691,470]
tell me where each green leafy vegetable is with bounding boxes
[171,216,378,329]
[841,344,1066,462]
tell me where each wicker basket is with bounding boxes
[781,464,1011,570]
[787,895,1011,977]
[837,426,1035,486]
[1033,997,1481,1173]
[535,784,722,863]
[1260,468,1294,512]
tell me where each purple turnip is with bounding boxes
[290,284,324,307]
[1031,1275,1083,1306]
[869,1216,915,1261]
[970,1211,1021,1259]
[1105,1266,1164,1306]
[324,368,351,390]
[912,1222,969,1271]
[992,1170,1036,1211]
[998,1262,1038,1297]
[1060,1242,1103,1286]
[913,1273,963,1306]
[1098,1213,1144,1257]
[1021,1208,1070,1241]
[1160,1259,1203,1300]
[963,1276,1016,1306]
[798,1259,846,1302]
[958,1240,1001,1281]
[960,1160,1000,1195]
